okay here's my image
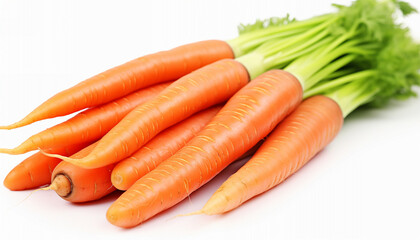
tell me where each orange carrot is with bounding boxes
[106,69,302,227]
[111,105,222,190]
[198,17,420,214]
[0,82,170,154]
[3,143,88,191]
[48,142,115,202]
[200,95,343,214]
[50,162,116,203]
[46,59,250,169]
[0,40,233,129]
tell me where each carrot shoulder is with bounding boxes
[106,69,302,228]
[3,143,88,191]
[111,105,222,190]
[0,82,170,154]
[201,95,343,214]
[0,40,233,130]
[47,59,249,169]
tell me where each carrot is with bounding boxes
[0,82,170,154]
[3,143,89,191]
[0,40,233,130]
[201,13,420,215]
[40,8,357,169]
[45,59,250,169]
[111,105,222,190]
[50,162,115,203]
[199,96,343,214]
[44,0,396,172]
[106,69,303,227]
[0,14,326,130]
[47,142,116,202]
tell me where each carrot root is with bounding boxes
[172,210,205,219]
[40,150,95,169]
[0,82,170,154]
[3,144,89,191]
[106,69,303,227]
[0,143,32,154]
[55,59,249,169]
[200,95,343,214]
[0,40,234,130]
[111,106,222,190]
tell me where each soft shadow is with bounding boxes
[69,190,123,207]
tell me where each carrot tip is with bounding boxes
[39,149,77,163]
[0,122,23,130]
[173,210,205,219]
[0,148,21,155]
[15,185,51,206]
[0,148,11,154]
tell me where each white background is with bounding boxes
[0,0,419,239]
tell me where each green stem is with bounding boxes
[257,16,338,57]
[345,89,378,117]
[322,68,358,81]
[227,14,333,57]
[326,80,378,117]
[315,24,358,58]
[304,54,357,90]
[228,28,306,58]
[304,70,377,98]
[264,35,334,70]
[285,38,367,89]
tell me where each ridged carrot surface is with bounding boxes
[3,143,88,191]
[0,40,233,129]
[49,59,249,169]
[0,82,170,154]
[106,69,302,227]
[201,95,343,214]
[50,142,115,202]
[111,105,222,190]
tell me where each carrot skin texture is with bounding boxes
[202,95,343,214]
[52,162,115,203]
[3,143,88,191]
[111,106,222,190]
[64,59,249,169]
[0,40,234,129]
[0,82,170,154]
[106,69,303,227]
[51,142,115,202]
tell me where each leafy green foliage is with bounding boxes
[331,0,397,41]
[238,15,295,35]
[368,27,420,106]
[327,0,420,107]
[306,0,420,112]
[396,1,418,15]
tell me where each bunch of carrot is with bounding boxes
[1,0,419,229]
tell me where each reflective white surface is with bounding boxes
[0,0,419,239]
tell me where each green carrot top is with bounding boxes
[305,24,420,117]
[234,0,419,92]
